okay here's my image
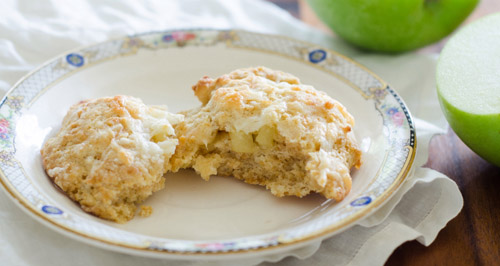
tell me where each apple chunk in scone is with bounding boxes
[171,67,362,201]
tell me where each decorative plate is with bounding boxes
[0,29,415,260]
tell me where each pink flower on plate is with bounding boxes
[0,119,9,134]
[172,32,196,41]
[194,242,225,250]
[392,111,405,126]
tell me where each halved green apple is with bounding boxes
[437,13,500,166]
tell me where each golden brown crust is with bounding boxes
[41,95,182,223]
[42,67,362,224]
[172,66,362,201]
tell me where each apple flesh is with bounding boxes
[437,13,500,167]
[307,0,478,53]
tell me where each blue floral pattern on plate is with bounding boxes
[42,205,63,215]
[350,196,372,207]
[308,49,327,63]
[66,53,84,67]
[0,29,416,256]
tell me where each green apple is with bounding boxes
[437,13,500,167]
[307,0,478,53]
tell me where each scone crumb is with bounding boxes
[139,206,153,217]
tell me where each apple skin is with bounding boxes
[436,13,500,167]
[437,95,500,167]
[307,0,479,53]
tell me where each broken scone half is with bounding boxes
[41,95,183,223]
[171,67,362,201]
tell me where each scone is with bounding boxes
[171,67,362,201]
[41,95,183,223]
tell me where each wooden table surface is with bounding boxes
[266,0,500,265]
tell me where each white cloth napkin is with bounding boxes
[0,0,462,265]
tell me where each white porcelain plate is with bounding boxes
[0,30,416,260]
